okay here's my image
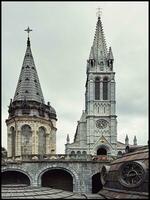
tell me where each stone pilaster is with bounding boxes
[17,130,21,156]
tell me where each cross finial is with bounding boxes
[96,7,102,18]
[24,26,32,37]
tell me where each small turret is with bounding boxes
[133,135,137,146]
[66,134,70,144]
[125,134,129,145]
[107,47,114,70]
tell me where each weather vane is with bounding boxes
[96,7,102,18]
[24,26,32,37]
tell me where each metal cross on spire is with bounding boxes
[24,26,32,37]
[96,7,102,18]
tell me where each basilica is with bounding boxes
[2,11,148,199]
[5,13,136,160]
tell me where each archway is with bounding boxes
[97,147,107,155]
[2,171,30,186]
[92,173,103,193]
[41,169,73,191]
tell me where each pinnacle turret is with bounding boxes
[66,134,70,144]
[133,136,137,146]
[125,134,129,145]
[107,47,114,60]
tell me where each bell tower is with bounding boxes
[66,11,117,157]
[6,28,57,159]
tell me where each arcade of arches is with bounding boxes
[2,169,104,193]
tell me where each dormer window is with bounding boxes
[25,78,29,81]
[26,65,30,69]
[25,90,29,93]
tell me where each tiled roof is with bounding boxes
[13,37,45,104]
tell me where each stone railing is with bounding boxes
[6,154,112,163]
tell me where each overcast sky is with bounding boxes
[2,2,148,153]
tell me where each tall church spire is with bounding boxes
[13,30,45,104]
[90,15,107,64]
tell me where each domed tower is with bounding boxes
[6,28,57,158]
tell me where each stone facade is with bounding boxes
[6,116,56,157]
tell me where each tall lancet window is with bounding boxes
[21,125,32,155]
[95,77,100,100]
[38,127,46,155]
[103,77,108,100]
[10,127,16,157]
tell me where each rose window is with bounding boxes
[119,161,145,188]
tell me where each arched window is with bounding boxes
[38,127,46,155]
[97,147,107,156]
[10,127,15,157]
[71,151,75,155]
[95,77,100,100]
[21,125,32,155]
[103,77,108,100]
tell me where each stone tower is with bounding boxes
[6,31,57,158]
[66,14,117,157]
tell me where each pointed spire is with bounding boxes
[13,30,45,104]
[125,134,129,145]
[66,134,70,144]
[133,136,137,146]
[90,15,107,64]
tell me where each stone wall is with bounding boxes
[2,159,110,193]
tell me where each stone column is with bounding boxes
[34,129,38,155]
[100,81,103,100]
[7,131,12,157]
[17,130,21,156]
[50,128,56,154]
[46,132,50,154]
[32,130,36,154]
